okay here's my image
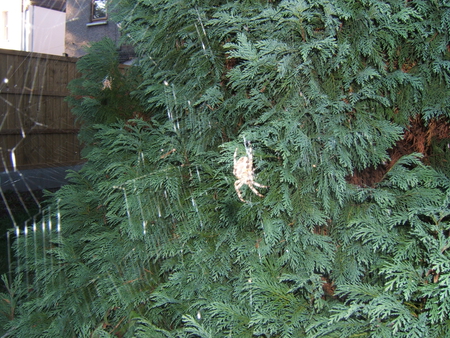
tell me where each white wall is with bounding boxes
[28,6,65,55]
[0,2,66,56]
[0,1,23,51]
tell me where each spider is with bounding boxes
[102,76,112,90]
[233,142,268,203]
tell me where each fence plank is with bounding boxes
[0,49,82,171]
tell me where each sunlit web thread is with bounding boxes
[41,212,47,281]
[8,226,20,286]
[0,93,49,134]
[112,161,182,188]
[190,196,203,228]
[0,52,56,230]
[6,230,12,283]
[112,167,182,247]
[114,185,132,229]
[32,217,38,288]
[0,184,18,227]
[132,180,148,235]
[23,222,29,288]
[56,198,61,233]
[5,225,28,285]
[0,152,40,225]
[142,53,182,132]
[2,47,94,237]
[26,214,56,290]
[163,80,180,132]
[0,63,49,129]
[46,206,55,272]
[194,7,212,55]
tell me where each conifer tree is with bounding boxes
[66,38,144,153]
[4,1,450,337]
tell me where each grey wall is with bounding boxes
[65,0,120,57]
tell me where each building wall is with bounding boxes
[65,0,120,58]
[0,1,23,51]
[1,0,131,60]
[0,2,65,55]
[28,5,66,55]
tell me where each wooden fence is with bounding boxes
[0,49,82,171]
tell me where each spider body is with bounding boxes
[233,144,268,202]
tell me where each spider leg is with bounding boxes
[245,142,253,164]
[248,183,265,198]
[233,148,239,176]
[234,180,246,202]
[253,181,269,189]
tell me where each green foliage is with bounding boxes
[4,0,450,337]
[66,38,144,153]
[309,153,450,337]
[0,273,24,321]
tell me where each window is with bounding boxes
[91,0,107,21]
[2,11,8,41]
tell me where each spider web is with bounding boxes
[0,0,87,287]
[0,3,217,335]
